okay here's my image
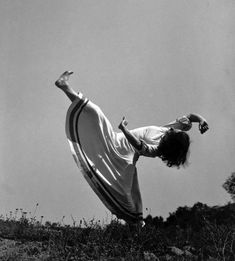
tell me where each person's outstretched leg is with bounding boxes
[55,71,81,102]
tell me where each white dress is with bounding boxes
[65,94,192,223]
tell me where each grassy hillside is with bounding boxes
[0,202,234,260]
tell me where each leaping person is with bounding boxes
[55,71,209,224]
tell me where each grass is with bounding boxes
[0,202,234,260]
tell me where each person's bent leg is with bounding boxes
[60,85,80,102]
[55,71,82,102]
[56,71,112,131]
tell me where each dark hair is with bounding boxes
[157,129,190,168]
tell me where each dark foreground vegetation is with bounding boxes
[0,202,234,261]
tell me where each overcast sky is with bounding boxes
[1,0,235,224]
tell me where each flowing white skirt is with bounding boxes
[65,95,143,223]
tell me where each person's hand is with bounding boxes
[118,117,128,131]
[199,119,209,134]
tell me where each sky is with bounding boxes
[1,0,235,224]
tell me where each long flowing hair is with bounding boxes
[157,128,190,168]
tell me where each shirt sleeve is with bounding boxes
[164,116,192,131]
[137,139,159,158]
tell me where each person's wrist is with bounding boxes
[199,117,205,124]
[119,125,124,131]
[121,125,126,131]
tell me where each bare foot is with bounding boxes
[55,71,74,89]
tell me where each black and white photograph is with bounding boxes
[0,1,234,260]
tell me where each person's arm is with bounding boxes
[118,117,142,151]
[187,113,209,134]
[164,113,209,134]
[163,116,192,131]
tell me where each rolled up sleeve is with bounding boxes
[164,116,192,131]
[176,116,192,131]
